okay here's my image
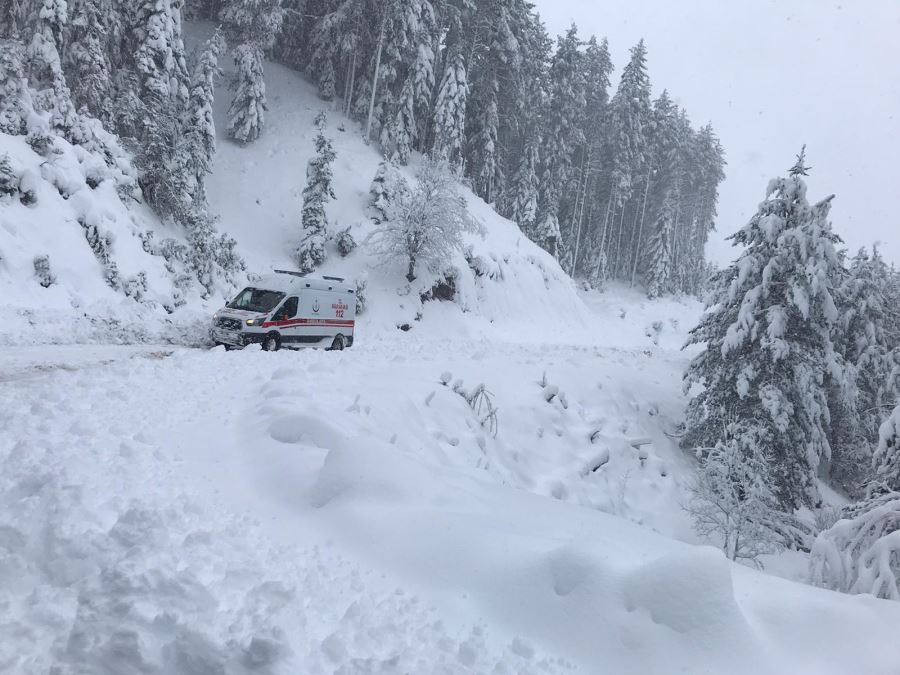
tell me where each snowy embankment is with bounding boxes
[4,335,900,674]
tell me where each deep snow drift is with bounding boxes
[4,326,900,674]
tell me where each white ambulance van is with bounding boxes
[211,271,356,351]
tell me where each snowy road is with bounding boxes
[4,338,900,674]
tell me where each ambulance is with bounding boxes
[211,271,356,351]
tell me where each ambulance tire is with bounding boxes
[263,332,281,352]
[330,334,345,351]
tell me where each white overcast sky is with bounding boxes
[531,0,900,265]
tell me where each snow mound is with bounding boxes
[623,546,746,633]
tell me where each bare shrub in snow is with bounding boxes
[368,157,475,282]
[440,374,499,438]
[33,254,56,287]
[465,383,499,438]
[354,277,367,315]
[686,422,783,565]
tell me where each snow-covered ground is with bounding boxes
[5,289,900,674]
[5,26,900,674]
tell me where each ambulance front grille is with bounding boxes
[216,317,242,331]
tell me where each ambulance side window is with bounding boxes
[277,296,298,319]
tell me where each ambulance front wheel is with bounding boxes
[263,333,281,352]
[330,334,345,351]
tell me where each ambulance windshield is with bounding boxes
[226,288,285,314]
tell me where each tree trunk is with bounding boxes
[613,205,627,279]
[629,165,653,287]
[570,147,590,277]
[365,14,386,144]
[406,256,416,282]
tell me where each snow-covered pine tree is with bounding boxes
[295,112,336,273]
[644,189,676,299]
[535,24,585,259]
[384,76,416,163]
[683,149,843,509]
[225,44,266,143]
[843,248,900,437]
[872,399,900,494]
[0,40,30,136]
[368,159,410,223]
[220,0,284,143]
[644,90,685,298]
[368,156,473,282]
[1,0,28,38]
[677,124,725,295]
[377,0,437,162]
[471,81,499,202]
[508,139,539,236]
[567,35,612,277]
[603,39,651,278]
[184,29,225,205]
[133,0,189,105]
[136,91,194,223]
[24,0,78,137]
[431,51,468,167]
[64,0,112,119]
[0,153,19,198]
[811,406,900,600]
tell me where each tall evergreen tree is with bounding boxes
[64,0,111,119]
[0,40,30,136]
[508,139,539,236]
[295,112,336,272]
[567,35,612,276]
[604,39,651,278]
[184,30,225,205]
[221,0,285,143]
[432,51,468,167]
[25,0,78,136]
[873,401,900,494]
[535,24,585,259]
[683,149,843,509]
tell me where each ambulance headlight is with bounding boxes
[246,316,267,326]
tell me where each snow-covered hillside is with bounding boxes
[1,26,589,348]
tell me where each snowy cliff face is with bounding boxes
[0,46,589,346]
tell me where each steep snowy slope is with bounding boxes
[204,41,591,343]
[0,132,214,344]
